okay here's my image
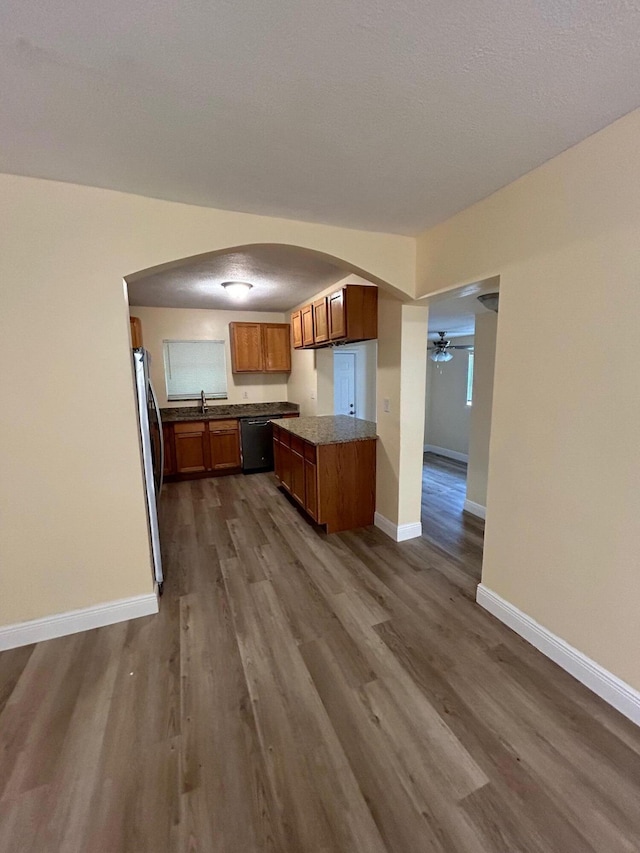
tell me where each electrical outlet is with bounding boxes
[383,398,391,413]
[242,391,248,399]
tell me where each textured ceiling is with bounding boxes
[127,245,351,312]
[2,1,640,234]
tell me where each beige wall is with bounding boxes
[466,314,497,508]
[130,306,289,408]
[376,295,429,527]
[416,108,640,690]
[0,174,415,627]
[424,335,474,456]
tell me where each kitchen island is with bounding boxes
[270,415,377,533]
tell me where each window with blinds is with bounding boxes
[163,340,228,401]
[466,350,475,406]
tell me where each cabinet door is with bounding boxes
[209,427,241,470]
[263,324,291,373]
[328,289,346,340]
[273,436,282,480]
[174,422,208,473]
[230,323,264,372]
[291,311,303,349]
[301,305,314,347]
[163,424,175,475]
[312,298,329,344]
[291,450,305,505]
[304,459,318,520]
[280,444,292,491]
[130,316,143,349]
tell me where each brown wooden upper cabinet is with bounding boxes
[291,285,377,350]
[130,316,143,349]
[291,311,303,349]
[328,289,346,340]
[312,297,329,344]
[262,323,291,372]
[301,304,314,347]
[229,322,291,373]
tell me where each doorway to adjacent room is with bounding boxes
[334,351,356,416]
[421,281,499,578]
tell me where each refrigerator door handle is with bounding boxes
[149,379,164,495]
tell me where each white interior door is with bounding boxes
[334,351,356,416]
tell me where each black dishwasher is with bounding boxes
[240,418,274,472]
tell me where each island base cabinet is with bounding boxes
[316,440,376,533]
[272,428,376,533]
[304,459,318,521]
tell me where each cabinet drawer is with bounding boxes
[280,430,291,448]
[290,435,304,456]
[174,421,205,433]
[208,419,238,432]
[304,442,317,462]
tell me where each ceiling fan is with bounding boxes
[427,331,473,363]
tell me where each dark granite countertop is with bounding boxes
[270,415,377,446]
[161,402,300,423]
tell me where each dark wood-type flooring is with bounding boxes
[2,459,640,851]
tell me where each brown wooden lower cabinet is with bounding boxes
[165,419,241,479]
[209,420,241,470]
[304,458,318,521]
[173,422,208,474]
[163,424,175,476]
[272,426,376,533]
[290,437,306,504]
[164,413,299,482]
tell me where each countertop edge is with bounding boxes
[270,415,378,447]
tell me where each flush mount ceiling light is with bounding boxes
[477,292,499,312]
[221,281,253,300]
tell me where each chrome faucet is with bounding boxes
[200,390,207,415]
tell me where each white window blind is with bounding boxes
[163,340,228,401]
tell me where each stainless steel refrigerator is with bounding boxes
[133,348,164,593]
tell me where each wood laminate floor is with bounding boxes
[421,452,484,579]
[2,469,640,851]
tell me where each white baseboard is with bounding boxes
[476,584,640,727]
[0,592,159,652]
[374,512,422,542]
[423,444,468,463]
[463,499,486,520]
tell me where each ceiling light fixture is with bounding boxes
[221,281,253,300]
[477,292,499,312]
[429,349,453,363]
[427,331,474,364]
